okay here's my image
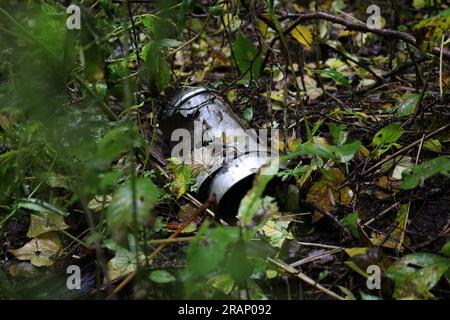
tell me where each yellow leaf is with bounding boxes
[27,212,69,238]
[88,195,112,212]
[167,158,191,199]
[106,247,146,281]
[345,247,368,257]
[259,20,268,37]
[370,204,410,251]
[9,233,62,267]
[306,168,354,218]
[290,25,312,49]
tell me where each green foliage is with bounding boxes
[287,140,361,163]
[312,68,351,88]
[237,161,277,228]
[242,107,254,122]
[145,42,171,93]
[98,125,141,164]
[341,212,359,238]
[401,156,450,189]
[0,268,16,299]
[394,93,420,117]
[372,122,404,157]
[233,32,262,82]
[328,123,348,146]
[1,0,449,301]
[167,158,193,199]
[107,178,162,245]
[385,253,450,299]
[441,242,450,257]
[149,270,177,284]
[208,5,225,16]
[185,224,240,277]
[414,7,450,51]
[16,198,68,217]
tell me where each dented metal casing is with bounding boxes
[160,86,280,218]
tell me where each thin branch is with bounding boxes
[257,10,450,60]
[285,11,450,60]
[268,257,346,300]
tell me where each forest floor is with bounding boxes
[0,0,450,300]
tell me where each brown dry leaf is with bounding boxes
[377,176,402,193]
[306,168,354,218]
[177,203,198,219]
[9,232,62,267]
[27,212,69,238]
[370,232,410,251]
[299,75,323,100]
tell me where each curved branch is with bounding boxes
[259,10,450,60]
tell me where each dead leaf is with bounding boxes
[370,204,410,251]
[88,195,112,212]
[27,212,69,238]
[306,168,354,218]
[9,233,62,267]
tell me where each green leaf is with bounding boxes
[331,141,361,163]
[312,68,350,88]
[288,142,334,160]
[395,93,420,117]
[208,274,235,294]
[372,122,404,156]
[167,158,192,199]
[401,157,450,190]
[242,107,253,122]
[208,5,225,16]
[441,242,450,257]
[17,198,68,217]
[260,215,294,248]
[338,286,356,300]
[344,260,369,278]
[97,126,138,163]
[328,123,347,146]
[287,140,361,163]
[233,32,261,82]
[413,0,433,9]
[105,240,145,280]
[107,178,162,244]
[149,270,177,284]
[237,161,278,227]
[226,239,255,283]
[360,292,383,300]
[385,253,450,299]
[372,123,405,148]
[341,212,359,238]
[145,42,171,93]
[185,224,240,276]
